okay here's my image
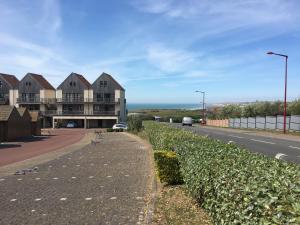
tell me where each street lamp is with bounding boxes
[195,90,205,124]
[267,51,288,134]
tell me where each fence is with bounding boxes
[228,115,300,132]
[206,119,229,127]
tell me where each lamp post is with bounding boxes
[195,91,205,124]
[267,51,288,134]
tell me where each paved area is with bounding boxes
[0,132,154,225]
[0,129,86,166]
[171,123,300,164]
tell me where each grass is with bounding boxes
[151,185,212,225]
[132,109,201,119]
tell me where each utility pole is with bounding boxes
[195,91,205,124]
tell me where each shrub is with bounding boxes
[154,150,183,185]
[127,115,143,132]
[107,128,114,132]
[144,121,300,225]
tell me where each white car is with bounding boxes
[182,117,193,126]
[66,121,76,128]
[112,123,128,130]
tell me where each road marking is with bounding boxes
[35,198,42,201]
[85,197,92,201]
[110,197,117,200]
[76,165,80,167]
[107,176,112,178]
[17,178,23,181]
[89,176,94,179]
[53,177,59,180]
[60,198,67,201]
[10,199,17,202]
[0,178,5,181]
[71,176,76,179]
[35,178,40,180]
[228,135,244,139]
[289,146,300,150]
[125,174,130,177]
[62,165,67,168]
[31,210,36,212]
[275,153,287,159]
[250,139,275,145]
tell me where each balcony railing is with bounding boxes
[93,111,116,115]
[56,97,84,103]
[93,98,120,104]
[0,97,9,104]
[55,110,116,116]
[17,97,56,104]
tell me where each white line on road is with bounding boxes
[228,135,244,139]
[250,139,275,145]
[289,146,300,150]
[275,153,287,159]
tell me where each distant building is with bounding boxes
[0,73,19,106]
[17,73,56,127]
[1,72,126,129]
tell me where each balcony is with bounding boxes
[0,97,9,104]
[93,111,116,115]
[17,97,41,104]
[17,97,56,104]
[57,110,85,115]
[93,98,119,104]
[56,97,84,104]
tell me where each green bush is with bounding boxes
[144,121,300,225]
[127,115,143,132]
[107,128,114,132]
[154,150,183,185]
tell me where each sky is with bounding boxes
[1,0,300,104]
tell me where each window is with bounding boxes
[69,81,76,87]
[25,81,31,87]
[0,81,2,88]
[104,81,107,87]
[99,81,103,87]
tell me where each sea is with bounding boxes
[127,103,201,111]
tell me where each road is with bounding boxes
[170,123,300,164]
[0,132,153,225]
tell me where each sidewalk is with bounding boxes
[0,132,155,224]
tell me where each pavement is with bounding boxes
[170,123,300,164]
[0,132,155,225]
[0,129,86,167]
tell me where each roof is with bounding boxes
[27,73,55,90]
[0,105,15,121]
[29,111,40,122]
[101,72,125,91]
[0,73,19,88]
[58,72,92,89]
[72,73,92,88]
[17,107,31,118]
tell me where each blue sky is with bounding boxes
[1,0,300,103]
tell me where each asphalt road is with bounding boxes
[170,123,300,164]
[0,133,152,225]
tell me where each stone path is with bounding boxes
[0,132,154,225]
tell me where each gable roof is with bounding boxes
[17,107,31,119]
[99,72,125,91]
[58,72,92,89]
[26,73,55,90]
[0,73,19,89]
[0,105,16,121]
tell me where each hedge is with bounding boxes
[154,150,183,185]
[144,121,300,225]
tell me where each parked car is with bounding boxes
[112,123,128,130]
[182,117,193,126]
[66,121,77,128]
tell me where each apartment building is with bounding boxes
[1,72,126,128]
[53,72,126,128]
[17,73,56,127]
[0,73,19,106]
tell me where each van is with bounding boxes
[182,117,193,126]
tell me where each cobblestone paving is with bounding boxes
[0,133,151,225]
